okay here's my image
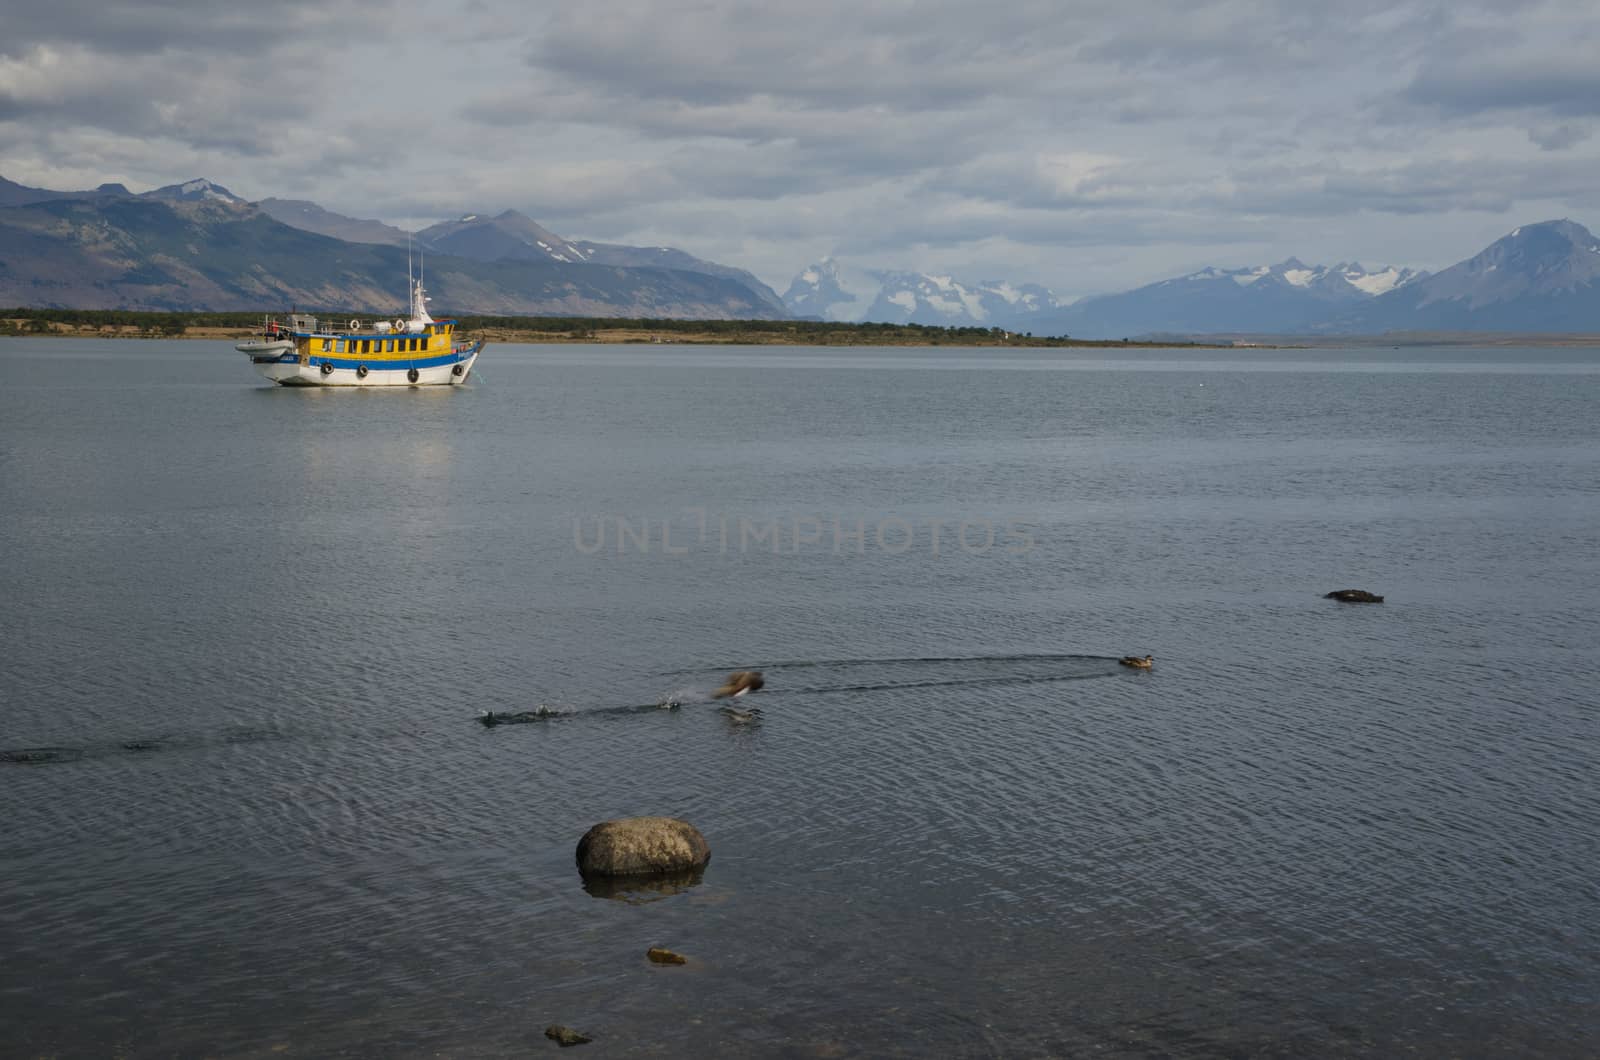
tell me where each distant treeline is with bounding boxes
[462,316,1078,343]
[0,306,1067,338]
[0,306,1218,347]
[0,308,223,334]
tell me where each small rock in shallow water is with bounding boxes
[1325,589,1384,603]
[545,1024,592,1046]
[647,947,688,964]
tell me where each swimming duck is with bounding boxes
[1118,655,1154,669]
[1325,589,1383,603]
[712,670,765,699]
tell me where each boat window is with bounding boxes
[321,339,331,351]
[362,340,371,354]
[336,340,345,353]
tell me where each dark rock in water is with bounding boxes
[712,670,764,699]
[582,866,705,903]
[647,947,688,965]
[576,816,711,878]
[545,1024,592,1047]
[1325,589,1384,603]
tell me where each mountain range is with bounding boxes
[0,176,786,318]
[1316,220,1600,334]
[788,223,1600,337]
[785,258,1426,335]
[1026,259,1429,339]
[858,271,1064,332]
[4,171,1600,334]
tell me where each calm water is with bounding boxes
[2,339,1597,1058]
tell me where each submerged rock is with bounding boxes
[647,947,688,965]
[576,816,711,878]
[712,670,764,699]
[544,1024,592,1047]
[1325,589,1384,603]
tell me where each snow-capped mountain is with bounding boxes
[141,178,247,205]
[1327,219,1600,333]
[569,242,787,314]
[1185,260,1425,299]
[861,271,1064,330]
[417,210,593,264]
[1031,258,1426,339]
[413,210,785,312]
[782,258,858,319]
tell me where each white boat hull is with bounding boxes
[248,344,482,387]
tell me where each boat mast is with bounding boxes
[408,240,434,325]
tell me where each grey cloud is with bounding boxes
[521,1,1164,113]
[8,0,1600,308]
[1528,123,1591,151]
[0,0,398,58]
[1406,60,1600,118]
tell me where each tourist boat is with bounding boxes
[237,271,482,387]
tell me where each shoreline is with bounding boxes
[0,320,1242,349]
[7,318,1600,349]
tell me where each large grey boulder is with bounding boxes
[576,816,711,878]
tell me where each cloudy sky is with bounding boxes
[4,0,1599,303]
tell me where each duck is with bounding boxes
[1325,589,1383,603]
[712,670,765,699]
[1118,655,1154,670]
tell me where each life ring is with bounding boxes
[356,365,369,378]
[394,318,406,332]
[349,318,360,331]
[451,362,464,377]
[320,361,334,376]
[407,367,420,383]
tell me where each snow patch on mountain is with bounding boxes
[143,178,247,204]
[1173,259,1423,298]
[860,271,1063,329]
[782,257,858,318]
[1343,265,1417,296]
